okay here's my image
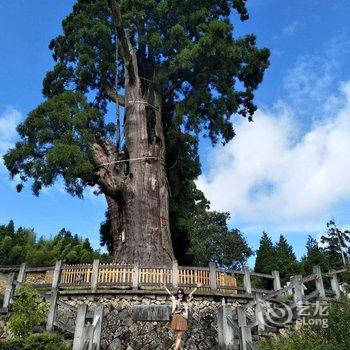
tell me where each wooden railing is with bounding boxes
[0,260,286,297]
[218,266,349,350]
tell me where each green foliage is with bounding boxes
[187,211,253,268]
[166,128,202,264]
[0,338,24,350]
[321,297,350,350]
[0,333,71,350]
[254,233,299,287]
[255,232,275,273]
[3,0,269,262]
[274,235,299,285]
[8,285,48,337]
[0,220,35,265]
[258,298,350,350]
[3,91,113,197]
[254,232,276,289]
[300,236,330,276]
[321,220,350,269]
[258,330,333,350]
[0,220,111,266]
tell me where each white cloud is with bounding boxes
[0,107,21,152]
[283,54,336,119]
[0,107,21,168]
[197,82,350,231]
[282,21,300,36]
[283,36,350,121]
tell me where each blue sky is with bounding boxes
[1,0,350,263]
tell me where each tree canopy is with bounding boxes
[4,0,269,192]
[186,210,253,268]
[300,235,330,276]
[0,220,110,266]
[321,220,350,268]
[4,0,269,263]
[254,232,275,274]
[255,232,299,287]
[274,235,299,284]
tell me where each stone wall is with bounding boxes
[0,315,10,339]
[57,292,246,350]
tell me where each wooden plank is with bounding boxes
[46,288,58,332]
[250,272,274,279]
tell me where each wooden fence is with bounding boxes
[0,261,285,296]
[218,266,348,350]
[1,262,347,350]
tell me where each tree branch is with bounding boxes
[107,0,137,83]
[164,79,186,97]
[105,87,126,106]
[92,141,129,197]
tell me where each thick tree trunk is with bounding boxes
[94,3,175,266]
[115,82,174,266]
[97,84,175,267]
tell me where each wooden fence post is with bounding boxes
[91,259,100,292]
[272,270,281,291]
[52,260,62,289]
[237,306,252,350]
[172,260,179,289]
[243,267,252,295]
[255,293,265,334]
[330,270,341,300]
[73,304,88,350]
[46,288,58,332]
[17,263,26,284]
[292,275,303,306]
[15,263,27,295]
[313,266,326,299]
[209,262,217,291]
[132,263,139,290]
[217,304,234,348]
[91,304,103,350]
[3,272,15,310]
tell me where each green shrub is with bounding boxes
[258,297,350,350]
[258,330,333,350]
[258,331,334,350]
[318,297,350,350]
[0,333,71,350]
[8,284,48,337]
[24,333,71,350]
[0,338,24,350]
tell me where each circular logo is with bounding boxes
[257,301,293,327]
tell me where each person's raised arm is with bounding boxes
[161,283,173,296]
[188,283,202,300]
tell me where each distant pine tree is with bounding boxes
[274,235,299,285]
[0,220,111,266]
[255,232,275,273]
[300,235,330,275]
[321,220,350,268]
[254,232,276,289]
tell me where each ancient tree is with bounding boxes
[4,0,269,266]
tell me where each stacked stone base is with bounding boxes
[58,293,241,350]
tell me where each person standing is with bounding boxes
[162,283,202,350]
